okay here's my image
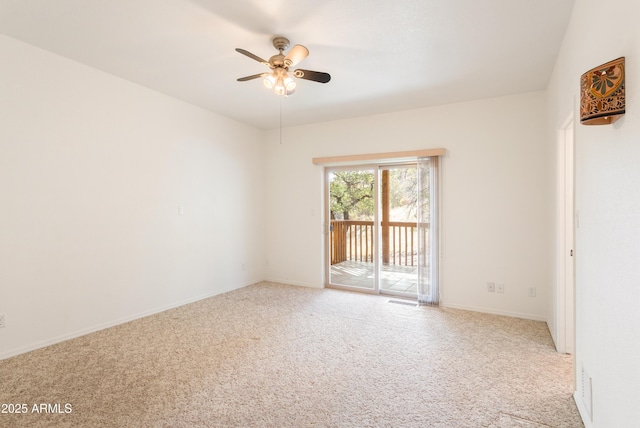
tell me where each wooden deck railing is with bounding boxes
[330,220,428,266]
[331,220,374,264]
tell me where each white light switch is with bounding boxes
[178,205,185,215]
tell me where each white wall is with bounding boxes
[265,91,553,321]
[547,0,640,426]
[0,35,265,359]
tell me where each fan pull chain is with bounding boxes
[279,96,283,145]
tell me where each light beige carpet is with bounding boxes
[0,282,583,427]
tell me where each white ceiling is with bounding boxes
[0,0,575,130]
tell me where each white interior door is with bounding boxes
[564,122,575,354]
[556,117,575,354]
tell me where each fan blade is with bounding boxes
[237,73,268,82]
[293,69,331,83]
[284,44,309,67]
[235,48,270,67]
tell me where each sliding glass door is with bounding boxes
[327,166,377,290]
[326,160,437,300]
[378,165,419,295]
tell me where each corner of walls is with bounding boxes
[262,92,554,322]
[0,34,266,359]
[262,126,326,289]
[546,0,640,425]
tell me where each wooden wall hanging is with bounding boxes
[580,57,625,125]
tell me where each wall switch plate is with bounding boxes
[487,282,495,292]
[0,314,6,328]
[496,283,504,293]
[528,287,537,297]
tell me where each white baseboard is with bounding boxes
[262,282,548,322]
[573,391,592,428]
[440,302,547,322]
[0,280,257,361]
[263,277,323,289]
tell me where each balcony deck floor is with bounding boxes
[329,260,417,294]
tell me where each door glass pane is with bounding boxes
[328,168,375,289]
[379,165,419,294]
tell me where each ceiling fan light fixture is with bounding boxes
[284,75,296,91]
[266,69,296,96]
[274,80,286,96]
[263,74,276,89]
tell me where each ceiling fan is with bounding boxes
[236,36,331,96]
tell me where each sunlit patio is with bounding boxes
[330,260,417,293]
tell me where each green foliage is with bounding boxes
[329,166,427,221]
[330,171,374,220]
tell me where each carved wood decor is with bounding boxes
[580,57,625,125]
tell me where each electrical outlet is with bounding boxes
[487,282,495,292]
[496,283,504,294]
[528,287,537,297]
[0,314,6,328]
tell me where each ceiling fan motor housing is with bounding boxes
[269,54,286,68]
[270,37,290,68]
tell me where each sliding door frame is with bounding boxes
[324,161,422,299]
